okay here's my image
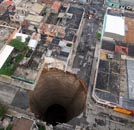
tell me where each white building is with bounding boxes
[28,39,38,50]
[0,45,14,69]
[103,14,125,41]
[106,0,134,6]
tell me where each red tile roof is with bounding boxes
[51,1,61,11]
[115,45,128,55]
[3,0,13,6]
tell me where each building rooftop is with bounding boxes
[95,8,134,110]
[28,39,38,50]
[107,0,134,6]
[2,0,14,6]
[0,2,83,90]
[51,1,61,12]
[0,45,14,69]
[127,60,134,100]
[0,5,7,16]
[41,0,53,4]
[104,14,125,37]
[40,23,65,38]
[124,17,134,44]
[12,118,33,130]
[0,25,17,49]
[25,14,44,24]
[30,3,44,14]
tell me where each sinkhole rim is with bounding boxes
[29,69,88,126]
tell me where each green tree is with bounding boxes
[6,124,13,130]
[96,32,101,40]
[0,104,7,117]
[38,126,46,130]
[10,38,27,51]
[66,43,72,47]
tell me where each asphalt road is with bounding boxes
[72,0,104,86]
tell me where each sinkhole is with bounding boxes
[29,69,87,126]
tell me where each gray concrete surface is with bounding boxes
[0,82,18,104]
[11,88,29,110]
[0,81,29,110]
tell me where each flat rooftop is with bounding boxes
[96,59,121,104]
[95,29,134,109]
[12,118,33,130]
[127,60,134,100]
[0,45,14,69]
[25,15,44,24]
[124,17,134,44]
[0,25,16,50]
[104,14,125,36]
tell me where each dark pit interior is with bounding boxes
[45,104,67,126]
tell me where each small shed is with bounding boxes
[28,39,38,50]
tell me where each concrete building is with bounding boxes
[25,15,44,25]
[106,0,134,7]
[124,17,134,44]
[51,1,61,13]
[12,118,35,130]
[92,8,134,115]
[127,60,134,100]
[0,45,14,69]
[103,14,125,41]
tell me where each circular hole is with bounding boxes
[30,69,87,126]
[45,104,67,126]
